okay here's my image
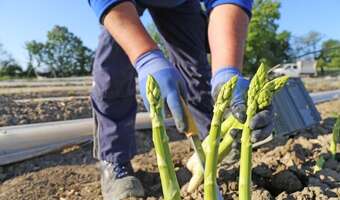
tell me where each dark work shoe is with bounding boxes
[99,160,145,200]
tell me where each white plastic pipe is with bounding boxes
[0,112,174,165]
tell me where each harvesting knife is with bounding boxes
[180,97,224,200]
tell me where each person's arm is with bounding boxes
[102,2,157,63]
[88,0,189,132]
[208,1,274,144]
[88,0,157,63]
[208,4,249,74]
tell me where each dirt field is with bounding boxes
[0,78,340,200]
[302,76,340,92]
[1,76,339,128]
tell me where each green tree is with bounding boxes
[24,62,37,78]
[25,40,44,76]
[317,39,340,70]
[290,31,323,59]
[25,25,94,77]
[301,31,323,58]
[244,0,291,74]
[290,31,328,74]
[0,59,23,77]
[0,43,23,78]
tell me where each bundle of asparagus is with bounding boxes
[147,75,238,199]
[147,63,288,200]
[187,64,288,198]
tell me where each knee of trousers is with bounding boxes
[91,64,137,118]
[91,29,137,112]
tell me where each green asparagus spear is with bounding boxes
[330,115,340,159]
[204,75,238,200]
[146,75,181,200]
[239,64,288,200]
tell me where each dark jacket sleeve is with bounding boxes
[203,0,253,17]
[88,0,134,23]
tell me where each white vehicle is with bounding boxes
[271,60,317,77]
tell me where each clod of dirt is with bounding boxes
[271,170,303,194]
[317,168,340,188]
[176,167,192,187]
[308,177,329,190]
[218,167,238,182]
[289,186,336,200]
[275,192,291,200]
[324,158,339,171]
[330,187,340,197]
[251,188,273,200]
[276,186,337,200]
[294,137,314,151]
[290,143,312,165]
[253,163,273,178]
[180,183,204,200]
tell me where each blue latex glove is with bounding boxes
[135,49,188,132]
[211,67,274,143]
[211,67,249,122]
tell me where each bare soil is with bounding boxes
[0,101,340,199]
[302,76,340,92]
[0,96,92,127]
[0,95,145,127]
[0,78,339,200]
[316,99,340,120]
[1,126,340,199]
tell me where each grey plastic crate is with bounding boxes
[272,78,321,136]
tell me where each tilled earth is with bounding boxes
[0,95,145,127]
[0,79,340,200]
[1,76,339,128]
[0,96,91,127]
[302,76,340,92]
[0,121,339,200]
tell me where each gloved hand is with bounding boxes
[185,67,274,192]
[135,49,188,132]
[211,67,274,143]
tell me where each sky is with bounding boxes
[0,0,339,66]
